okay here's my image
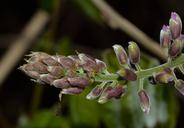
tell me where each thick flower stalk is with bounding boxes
[19,12,184,114]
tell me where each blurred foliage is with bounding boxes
[71,0,102,24]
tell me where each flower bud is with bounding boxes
[95,59,107,72]
[57,56,75,69]
[47,66,64,77]
[128,41,140,64]
[169,12,182,39]
[26,52,50,63]
[31,62,48,74]
[98,85,126,104]
[62,87,84,95]
[42,56,61,66]
[138,89,150,114]
[52,78,70,88]
[117,68,137,81]
[160,25,171,48]
[175,79,184,95]
[113,44,128,65]
[78,53,98,76]
[86,85,104,100]
[109,85,126,99]
[40,74,57,84]
[154,68,173,84]
[169,36,184,58]
[25,71,40,80]
[67,77,92,88]
[98,86,113,104]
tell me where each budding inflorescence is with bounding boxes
[19,12,184,114]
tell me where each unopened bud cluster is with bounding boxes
[19,12,184,114]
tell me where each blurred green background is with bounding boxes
[0,0,184,128]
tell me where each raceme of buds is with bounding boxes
[138,89,150,114]
[160,25,171,48]
[98,85,126,104]
[169,36,184,58]
[117,68,137,81]
[169,12,182,39]
[128,41,141,64]
[19,52,107,97]
[175,79,184,95]
[113,44,128,65]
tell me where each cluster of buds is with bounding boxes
[113,42,151,114]
[19,12,184,114]
[156,12,184,94]
[19,52,126,102]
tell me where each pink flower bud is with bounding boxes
[169,12,182,39]
[128,41,140,64]
[138,90,150,114]
[113,44,128,65]
[160,25,171,48]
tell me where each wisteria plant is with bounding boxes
[19,12,184,114]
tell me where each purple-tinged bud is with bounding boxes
[42,56,61,66]
[57,56,75,69]
[25,71,40,80]
[138,89,150,114]
[47,66,64,77]
[154,68,173,84]
[108,85,126,99]
[62,87,84,95]
[113,44,128,65]
[68,55,81,66]
[169,36,184,58]
[86,85,104,100]
[98,85,126,103]
[67,77,92,88]
[52,78,70,88]
[98,86,113,104]
[19,65,40,80]
[26,52,51,63]
[31,62,48,74]
[160,25,171,48]
[128,41,140,64]
[117,68,137,81]
[175,79,184,95]
[95,59,107,72]
[40,74,57,84]
[78,53,98,76]
[169,12,182,39]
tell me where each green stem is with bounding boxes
[94,54,184,82]
[136,54,184,79]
